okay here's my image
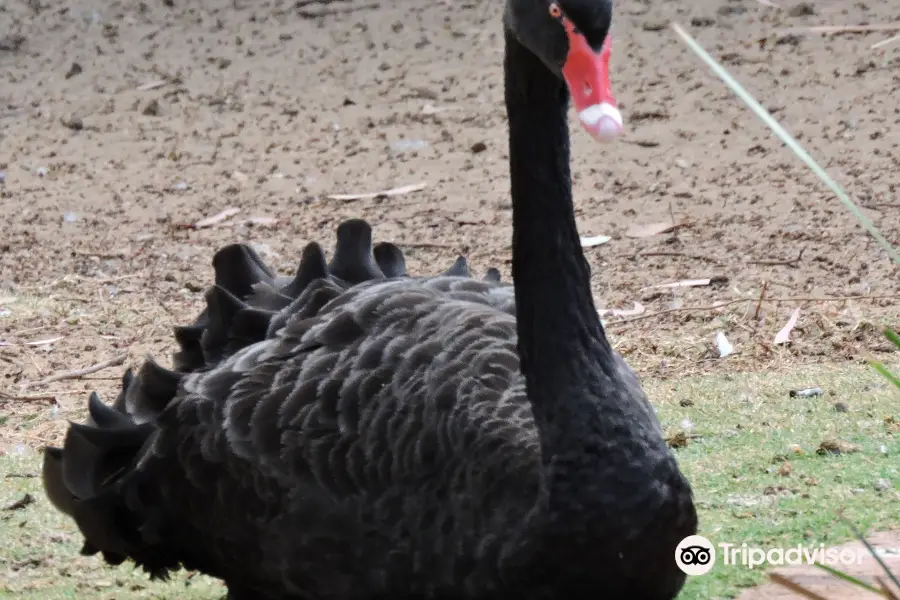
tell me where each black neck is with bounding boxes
[504,29,612,415]
[502,28,694,576]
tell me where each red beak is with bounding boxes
[560,23,623,142]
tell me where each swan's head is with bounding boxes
[505,0,622,142]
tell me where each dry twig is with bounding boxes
[747,248,805,267]
[613,293,900,325]
[298,1,379,18]
[637,251,724,265]
[753,280,769,322]
[397,241,457,250]
[21,352,128,389]
[0,391,56,404]
[780,24,900,35]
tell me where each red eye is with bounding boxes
[549,3,561,18]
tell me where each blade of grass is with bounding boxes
[812,563,886,596]
[870,328,900,390]
[839,514,900,592]
[871,361,900,389]
[875,575,900,600]
[669,22,900,268]
[884,328,900,349]
[875,576,900,600]
[768,572,832,600]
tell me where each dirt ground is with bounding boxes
[1,0,899,472]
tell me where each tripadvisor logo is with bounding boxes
[674,536,868,576]
[675,535,716,576]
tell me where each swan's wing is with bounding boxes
[54,275,537,595]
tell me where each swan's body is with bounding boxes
[49,260,691,599]
[43,0,698,597]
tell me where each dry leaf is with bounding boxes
[241,216,279,228]
[715,332,734,358]
[580,234,611,247]
[136,79,167,91]
[625,220,681,238]
[778,461,792,477]
[421,104,459,115]
[666,431,690,449]
[816,439,860,455]
[26,336,64,347]
[326,182,427,201]
[643,278,712,290]
[773,307,800,345]
[597,302,645,318]
[193,207,241,229]
[782,24,900,35]
[872,34,900,50]
[762,485,791,496]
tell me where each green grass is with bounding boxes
[658,361,900,599]
[1,361,897,599]
[0,456,224,599]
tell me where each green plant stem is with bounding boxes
[670,22,900,268]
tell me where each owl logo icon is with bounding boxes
[675,535,716,576]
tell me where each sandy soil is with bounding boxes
[1,0,898,434]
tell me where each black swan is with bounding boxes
[42,0,697,598]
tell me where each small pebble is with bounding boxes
[62,116,83,131]
[690,17,715,27]
[717,5,747,16]
[788,2,816,17]
[142,99,161,116]
[64,62,83,79]
[36,166,48,177]
[776,34,802,47]
[874,478,891,492]
[62,212,78,222]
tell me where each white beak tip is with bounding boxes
[578,102,624,142]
